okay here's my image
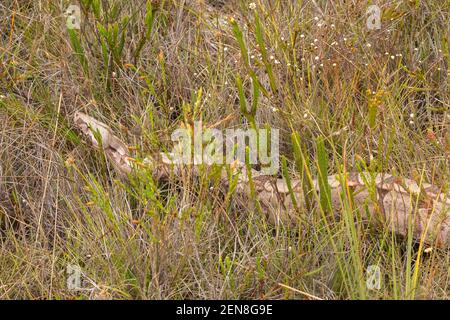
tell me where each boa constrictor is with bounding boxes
[74,112,450,248]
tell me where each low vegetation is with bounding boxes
[0,0,448,299]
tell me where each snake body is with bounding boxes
[74,112,450,247]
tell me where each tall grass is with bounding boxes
[0,0,448,299]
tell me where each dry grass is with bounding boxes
[0,0,448,299]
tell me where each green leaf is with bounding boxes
[68,29,89,76]
[316,137,332,213]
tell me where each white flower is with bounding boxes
[409,113,414,118]
[249,2,256,10]
[315,56,319,61]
